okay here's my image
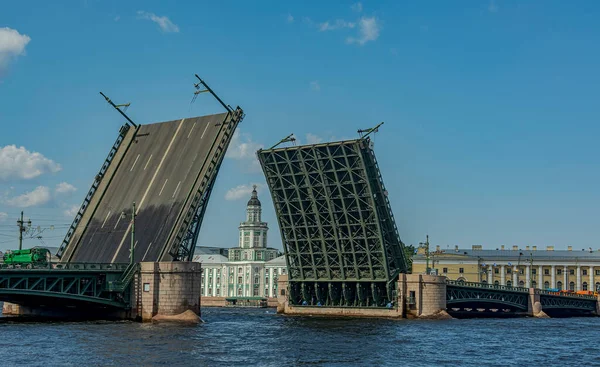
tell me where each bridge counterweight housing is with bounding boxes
[258,138,408,307]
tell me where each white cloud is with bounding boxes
[227,130,263,160]
[6,186,51,208]
[346,16,380,46]
[319,19,355,32]
[0,145,61,180]
[488,0,498,12]
[55,182,76,195]
[64,205,79,217]
[287,14,294,23]
[225,184,263,201]
[306,133,323,145]
[137,11,180,33]
[351,2,363,12]
[310,80,320,91]
[0,212,7,221]
[0,27,31,73]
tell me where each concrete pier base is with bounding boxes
[137,262,202,322]
[277,274,448,319]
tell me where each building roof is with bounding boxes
[247,185,261,207]
[266,255,286,266]
[414,248,600,262]
[192,254,228,264]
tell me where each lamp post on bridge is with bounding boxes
[419,235,430,275]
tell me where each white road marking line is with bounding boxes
[172,181,181,198]
[113,214,122,230]
[130,154,140,171]
[142,242,153,261]
[200,123,210,139]
[143,154,153,170]
[159,179,168,196]
[187,122,196,139]
[111,118,186,263]
[101,211,112,229]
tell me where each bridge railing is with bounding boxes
[52,263,129,271]
[446,279,529,293]
[535,288,597,300]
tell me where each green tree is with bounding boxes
[403,244,416,273]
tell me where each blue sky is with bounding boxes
[1,1,599,252]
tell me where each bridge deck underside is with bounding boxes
[258,139,406,284]
[63,113,229,263]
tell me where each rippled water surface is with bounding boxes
[2,307,600,366]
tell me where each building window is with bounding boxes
[518,281,524,287]
[569,282,575,291]
[596,270,600,276]
[442,267,448,274]
[557,269,562,275]
[459,268,464,274]
[208,288,212,296]
[532,269,537,275]
[583,269,588,276]
[244,252,248,260]
[263,235,267,247]
[216,288,220,296]
[234,251,240,261]
[238,276,243,284]
[238,288,243,296]
[265,276,269,284]
[238,267,242,273]
[255,267,259,273]
[557,281,563,290]
[269,252,275,260]
[494,268,499,274]
[544,269,549,275]
[569,269,575,276]
[544,281,549,289]
[506,281,512,287]
[596,282,600,292]
[532,281,537,289]
[257,252,263,260]
[583,282,588,291]
[507,268,512,274]
[143,283,150,292]
[494,280,499,286]
[519,269,524,275]
[253,288,259,296]
[254,276,259,284]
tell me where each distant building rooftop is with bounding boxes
[415,245,600,262]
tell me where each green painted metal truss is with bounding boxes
[257,137,407,283]
[539,294,596,310]
[0,265,130,309]
[446,282,529,310]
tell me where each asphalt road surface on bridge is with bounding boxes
[65,113,229,263]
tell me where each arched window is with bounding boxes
[583,282,588,291]
[506,281,512,287]
[244,252,248,260]
[544,281,549,289]
[569,282,575,291]
[457,277,466,284]
[596,282,600,292]
[237,288,242,296]
[481,279,487,284]
[557,281,563,290]
[518,281,524,288]
[494,280,499,286]
[532,281,537,289]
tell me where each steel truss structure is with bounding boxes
[258,138,407,307]
[446,283,528,310]
[539,294,596,310]
[0,266,129,308]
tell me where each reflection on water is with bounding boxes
[1,307,600,366]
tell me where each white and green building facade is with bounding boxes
[195,186,286,298]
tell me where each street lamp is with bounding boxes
[419,235,430,275]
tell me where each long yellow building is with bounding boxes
[412,245,600,292]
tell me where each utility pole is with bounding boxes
[130,202,136,265]
[17,211,31,250]
[419,235,430,275]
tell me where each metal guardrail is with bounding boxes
[446,279,529,293]
[52,263,129,271]
[446,280,597,300]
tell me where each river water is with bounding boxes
[1,307,600,366]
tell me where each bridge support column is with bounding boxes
[401,274,447,318]
[137,262,202,322]
[527,288,542,317]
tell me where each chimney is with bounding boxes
[568,246,572,251]
[512,245,518,251]
[526,246,530,250]
[532,246,537,251]
[547,246,554,251]
[501,245,505,250]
